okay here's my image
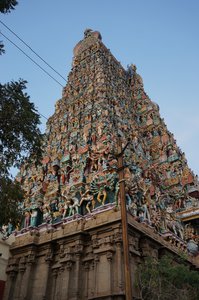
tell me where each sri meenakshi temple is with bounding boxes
[2,29,199,300]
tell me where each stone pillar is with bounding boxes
[13,257,26,299]
[55,267,64,300]
[63,261,73,300]
[89,260,95,298]
[82,262,90,299]
[58,245,74,300]
[106,251,113,294]
[61,261,73,300]
[3,258,18,300]
[19,252,35,299]
[93,254,100,296]
[115,233,124,293]
[40,249,53,300]
[72,243,83,299]
[3,271,17,300]
[51,269,58,300]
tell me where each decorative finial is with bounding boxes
[131,64,137,72]
[84,28,93,38]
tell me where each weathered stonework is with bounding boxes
[4,208,198,300]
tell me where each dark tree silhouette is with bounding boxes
[0,1,43,227]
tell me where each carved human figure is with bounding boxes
[144,202,151,222]
[97,186,107,205]
[43,206,51,223]
[91,174,108,205]
[164,207,184,239]
[30,209,38,227]
[63,199,71,218]
[24,210,30,228]
[80,187,94,214]
[69,197,80,216]
[127,195,138,217]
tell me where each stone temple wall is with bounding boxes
[4,208,198,300]
[4,208,199,300]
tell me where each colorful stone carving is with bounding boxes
[13,30,198,254]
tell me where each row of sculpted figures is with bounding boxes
[125,171,199,255]
[19,168,118,228]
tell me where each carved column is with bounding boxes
[3,258,18,300]
[56,243,66,300]
[19,252,35,299]
[58,245,74,300]
[3,270,17,300]
[72,243,83,299]
[91,235,99,297]
[93,254,100,296]
[82,261,90,299]
[51,269,58,300]
[13,257,26,299]
[106,250,113,294]
[41,248,53,300]
[55,267,64,300]
[89,260,95,298]
[115,232,124,293]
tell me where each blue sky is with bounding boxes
[1,0,199,175]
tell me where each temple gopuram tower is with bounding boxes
[3,29,199,300]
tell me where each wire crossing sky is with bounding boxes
[1,31,65,88]
[0,0,199,175]
[0,20,66,83]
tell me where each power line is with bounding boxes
[0,20,66,82]
[0,31,65,88]
[0,31,56,121]
[39,112,48,121]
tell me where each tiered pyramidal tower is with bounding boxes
[18,29,198,232]
[4,29,198,300]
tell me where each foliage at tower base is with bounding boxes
[0,80,42,228]
[0,0,42,229]
[135,255,199,300]
[0,177,24,227]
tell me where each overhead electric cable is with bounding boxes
[0,31,64,88]
[39,112,48,121]
[0,20,66,82]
